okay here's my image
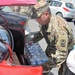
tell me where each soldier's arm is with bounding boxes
[31,31,43,43]
[52,31,68,65]
[14,6,20,12]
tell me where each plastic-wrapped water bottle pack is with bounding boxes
[25,42,48,66]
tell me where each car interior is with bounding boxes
[0,11,29,65]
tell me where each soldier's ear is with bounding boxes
[44,12,48,15]
[45,12,49,17]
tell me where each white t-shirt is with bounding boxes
[67,49,75,74]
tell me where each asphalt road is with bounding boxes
[27,19,75,75]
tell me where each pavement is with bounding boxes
[27,19,58,75]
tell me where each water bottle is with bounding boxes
[25,42,48,65]
[30,57,36,65]
[36,58,43,65]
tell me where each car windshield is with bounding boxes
[2,6,13,12]
[65,3,74,9]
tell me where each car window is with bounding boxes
[2,6,13,12]
[65,3,74,9]
[50,1,62,7]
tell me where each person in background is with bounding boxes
[14,6,20,13]
[64,48,75,75]
[31,0,75,75]
[14,6,31,17]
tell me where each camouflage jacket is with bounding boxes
[14,6,31,16]
[32,15,75,64]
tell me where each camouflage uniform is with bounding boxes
[31,1,75,75]
[32,15,74,75]
[14,6,31,17]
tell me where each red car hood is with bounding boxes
[0,0,37,6]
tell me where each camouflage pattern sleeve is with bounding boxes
[51,31,68,65]
[57,16,75,51]
[14,6,20,12]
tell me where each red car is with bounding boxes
[0,0,43,75]
[0,7,28,65]
[0,25,42,75]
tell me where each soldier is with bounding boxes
[64,48,75,75]
[14,6,31,17]
[31,1,75,75]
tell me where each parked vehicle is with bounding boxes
[0,6,28,35]
[0,25,42,75]
[49,0,75,21]
[0,0,43,75]
[0,8,43,74]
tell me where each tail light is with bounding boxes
[63,7,69,12]
[20,21,26,26]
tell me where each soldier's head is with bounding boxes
[31,1,51,25]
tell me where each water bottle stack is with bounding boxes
[25,43,48,66]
